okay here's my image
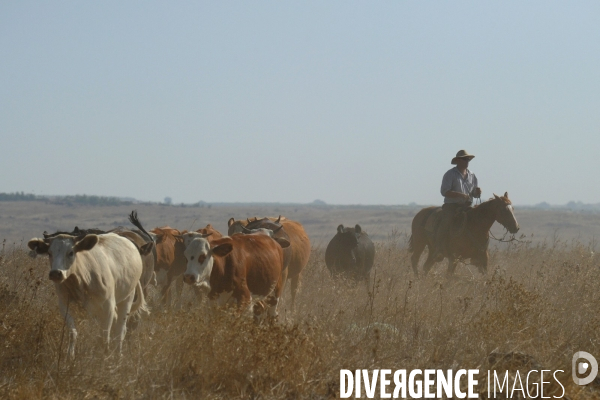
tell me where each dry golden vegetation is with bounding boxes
[1,230,600,399]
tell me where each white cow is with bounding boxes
[28,233,148,358]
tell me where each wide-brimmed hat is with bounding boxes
[451,149,475,164]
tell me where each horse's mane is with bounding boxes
[472,195,511,210]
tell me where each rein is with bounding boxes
[489,230,522,244]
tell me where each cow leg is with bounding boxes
[174,275,184,309]
[233,286,252,316]
[114,293,135,355]
[160,272,175,307]
[99,298,117,353]
[277,268,289,308]
[289,273,301,312]
[58,297,77,359]
[265,277,283,320]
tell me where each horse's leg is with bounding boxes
[410,238,426,277]
[422,251,438,276]
[478,250,489,274]
[446,256,458,277]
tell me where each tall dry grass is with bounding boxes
[1,233,599,399]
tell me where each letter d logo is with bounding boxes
[573,351,598,385]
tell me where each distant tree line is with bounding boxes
[0,192,133,206]
[0,192,37,201]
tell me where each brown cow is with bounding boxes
[182,224,223,248]
[228,216,310,310]
[153,224,223,307]
[183,234,290,317]
[227,216,287,236]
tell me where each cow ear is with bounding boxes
[211,243,233,257]
[337,224,345,234]
[206,224,212,229]
[28,238,49,254]
[355,224,362,234]
[274,237,291,249]
[276,215,281,223]
[228,218,235,227]
[74,234,99,253]
[504,192,508,198]
[493,193,500,199]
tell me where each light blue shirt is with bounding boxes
[441,167,478,204]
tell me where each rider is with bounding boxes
[433,150,482,259]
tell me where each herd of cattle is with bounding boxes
[26,212,375,357]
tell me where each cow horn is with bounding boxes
[247,218,252,224]
[493,193,500,199]
[504,192,508,198]
[276,215,281,223]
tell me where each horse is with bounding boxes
[409,192,519,277]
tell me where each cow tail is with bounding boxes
[128,210,154,244]
[130,281,150,317]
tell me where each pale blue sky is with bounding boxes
[1,2,599,205]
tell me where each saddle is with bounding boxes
[424,208,443,235]
[424,206,469,239]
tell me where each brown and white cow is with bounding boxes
[28,233,148,357]
[153,224,223,307]
[228,216,311,310]
[182,234,290,318]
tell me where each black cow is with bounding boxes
[325,224,375,282]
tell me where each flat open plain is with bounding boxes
[1,201,599,248]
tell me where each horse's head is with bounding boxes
[492,192,520,234]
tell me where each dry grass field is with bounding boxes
[1,201,600,399]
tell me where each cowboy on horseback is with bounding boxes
[432,149,482,259]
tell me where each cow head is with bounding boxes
[238,226,290,248]
[335,224,363,266]
[183,237,233,289]
[227,218,247,236]
[182,232,212,248]
[244,218,291,249]
[27,234,99,282]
